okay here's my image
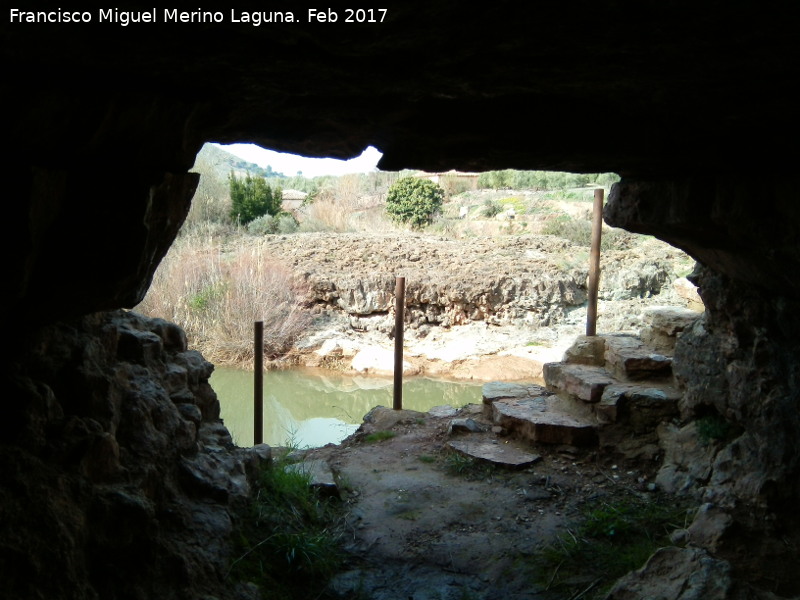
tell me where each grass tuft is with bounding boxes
[696,414,738,445]
[227,451,344,599]
[530,495,692,598]
[442,450,495,480]
[364,431,396,443]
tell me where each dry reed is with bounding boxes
[136,235,311,366]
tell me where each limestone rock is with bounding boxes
[482,381,549,404]
[286,459,340,499]
[562,334,606,366]
[655,422,718,498]
[687,503,734,553]
[603,334,672,381]
[361,406,424,432]
[674,277,704,311]
[1,311,256,600]
[351,345,417,376]
[600,257,675,300]
[447,418,490,435]
[428,405,459,418]
[607,546,733,600]
[641,305,703,354]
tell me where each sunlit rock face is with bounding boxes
[3,2,800,598]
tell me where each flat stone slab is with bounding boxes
[286,459,340,498]
[543,363,616,403]
[492,397,598,446]
[603,334,672,381]
[447,439,541,468]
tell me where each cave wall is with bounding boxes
[2,310,268,600]
[3,2,800,598]
[606,182,800,596]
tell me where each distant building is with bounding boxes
[281,189,308,214]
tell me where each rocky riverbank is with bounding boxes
[255,231,698,380]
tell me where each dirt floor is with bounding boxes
[306,403,678,600]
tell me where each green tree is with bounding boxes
[385,177,444,228]
[229,172,282,225]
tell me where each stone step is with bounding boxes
[542,362,616,403]
[482,381,550,418]
[562,335,607,367]
[603,334,672,381]
[491,395,598,447]
[597,382,682,433]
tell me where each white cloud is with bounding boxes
[215,143,383,178]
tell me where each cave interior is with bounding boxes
[3,3,800,599]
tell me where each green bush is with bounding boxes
[247,213,277,235]
[276,213,299,234]
[247,213,299,235]
[230,172,283,225]
[385,177,445,228]
[481,198,503,218]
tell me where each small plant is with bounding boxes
[364,430,396,443]
[443,451,494,480]
[188,282,227,312]
[542,215,592,246]
[696,414,736,445]
[417,454,437,464]
[531,496,690,598]
[227,452,344,599]
[482,198,503,218]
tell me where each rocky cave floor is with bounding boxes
[300,405,689,600]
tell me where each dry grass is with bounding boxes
[136,233,311,365]
[300,175,394,233]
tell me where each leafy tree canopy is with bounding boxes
[385,177,444,228]
[229,172,282,225]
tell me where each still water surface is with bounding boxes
[210,367,484,448]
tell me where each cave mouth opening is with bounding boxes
[136,140,700,453]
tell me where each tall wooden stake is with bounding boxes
[254,321,264,445]
[393,277,405,410]
[586,188,604,336]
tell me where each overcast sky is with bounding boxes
[215,143,383,178]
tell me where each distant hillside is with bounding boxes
[192,143,286,180]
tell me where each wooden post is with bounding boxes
[254,321,264,445]
[393,277,405,410]
[586,188,604,336]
